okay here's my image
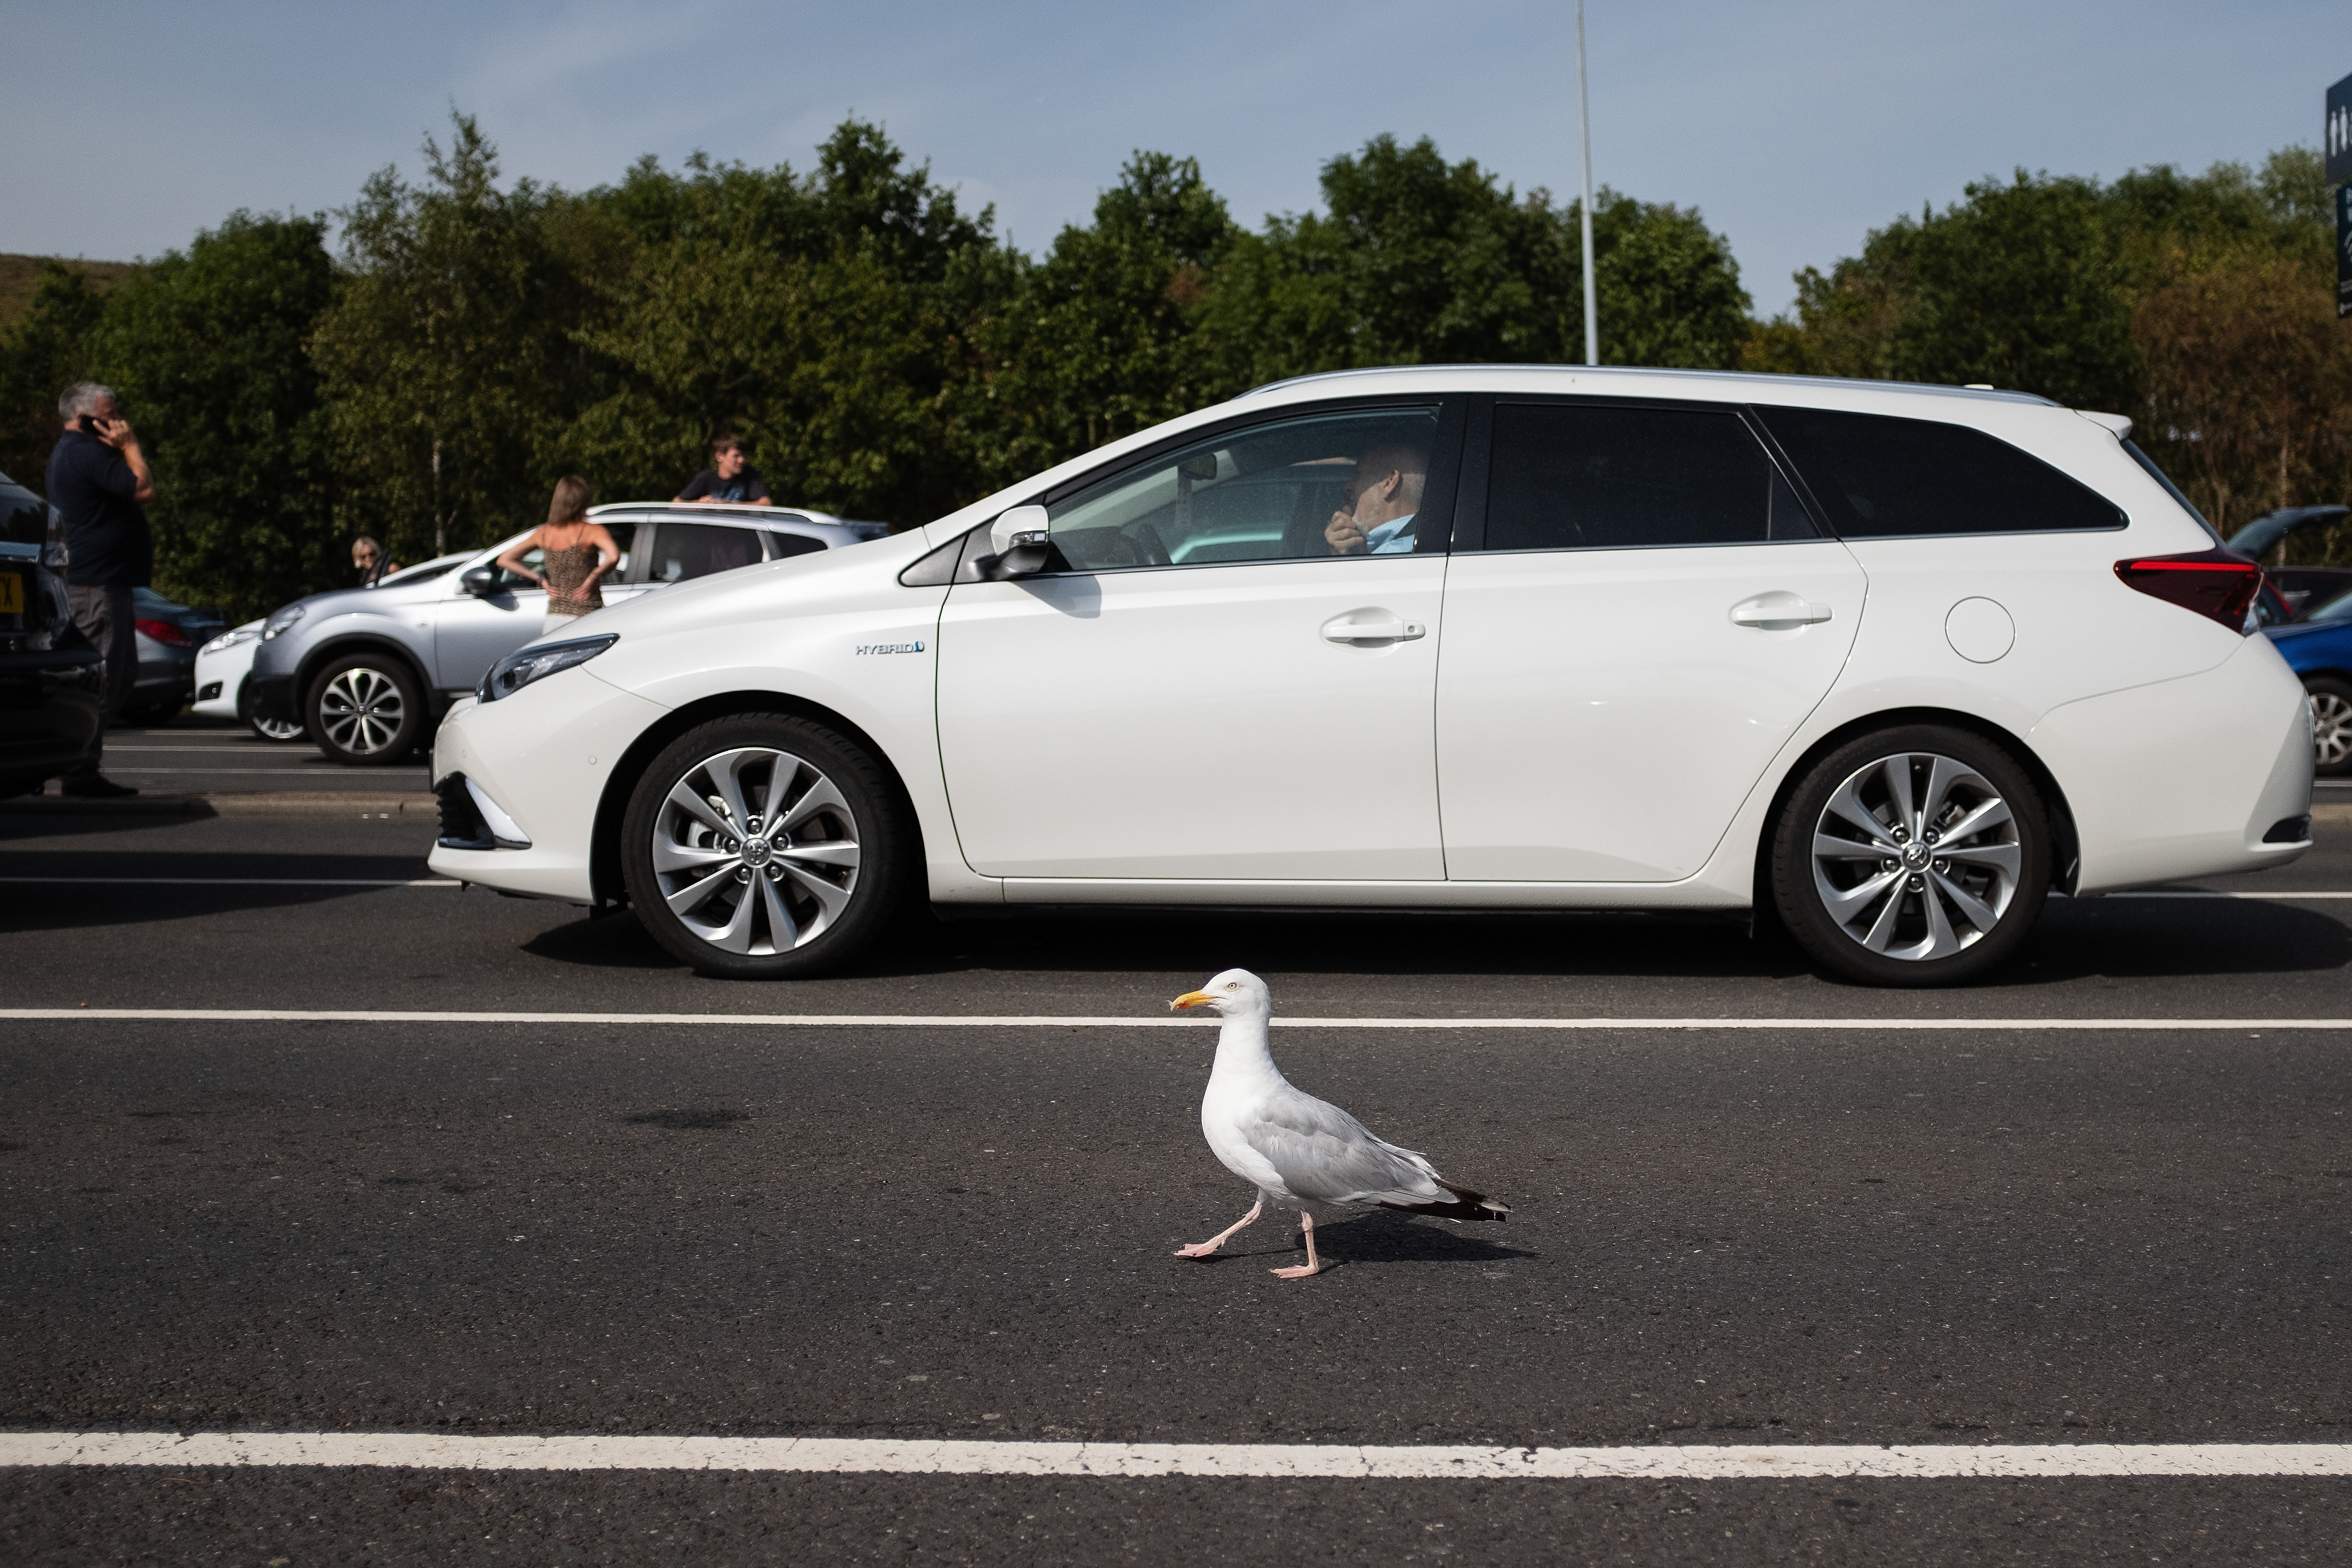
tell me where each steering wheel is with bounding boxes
[1129,522,1172,567]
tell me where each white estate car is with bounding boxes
[427,366,2314,987]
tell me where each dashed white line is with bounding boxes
[0,1009,2348,1030]
[2,1432,2347,1479]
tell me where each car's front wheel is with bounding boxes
[1770,724,2051,987]
[620,714,907,979]
[2307,677,2352,778]
[307,654,427,764]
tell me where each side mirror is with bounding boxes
[459,565,500,597]
[975,504,1054,581]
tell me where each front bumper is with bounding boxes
[424,675,670,903]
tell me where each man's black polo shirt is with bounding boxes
[46,429,151,588]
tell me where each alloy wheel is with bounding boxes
[316,668,407,756]
[2314,689,2352,771]
[648,746,862,956]
[1809,751,2022,962]
[253,716,306,742]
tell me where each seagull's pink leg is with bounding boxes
[1270,1209,1323,1279]
[1175,1199,1261,1258]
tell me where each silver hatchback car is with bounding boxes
[250,503,879,764]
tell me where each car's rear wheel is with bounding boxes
[621,714,907,979]
[307,654,427,764]
[2307,677,2352,778]
[1771,724,2051,987]
[238,678,307,743]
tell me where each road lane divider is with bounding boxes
[3,1010,2351,1030]
[3,1432,2349,1479]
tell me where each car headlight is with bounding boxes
[202,626,262,655]
[261,603,306,640]
[477,633,618,703]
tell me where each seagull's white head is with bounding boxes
[1169,968,1271,1019]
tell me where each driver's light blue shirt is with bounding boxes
[1365,511,1417,554]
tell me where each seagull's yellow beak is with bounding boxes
[1170,990,1215,1012]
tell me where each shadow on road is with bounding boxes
[518,895,2350,991]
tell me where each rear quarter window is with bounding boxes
[1754,406,2124,538]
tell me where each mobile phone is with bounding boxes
[78,414,106,435]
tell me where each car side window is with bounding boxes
[1754,406,2126,537]
[496,548,544,590]
[648,522,763,583]
[1479,402,1814,552]
[1042,406,1446,571]
[766,532,826,561]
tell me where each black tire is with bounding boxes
[1771,723,2051,988]
[2307,676,2352,778]
[305,653,428,765]
[238,678,308,743]
[620,713,908,980]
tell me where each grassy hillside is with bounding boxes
[0,253,140,328]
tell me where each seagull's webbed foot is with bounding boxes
[1176,1199,1262,1259]
[1270,1209,1324,1280]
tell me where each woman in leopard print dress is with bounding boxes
[497,475,623,633]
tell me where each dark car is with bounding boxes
[2227,505,2352,620]
[2262,584,2352,776]
[0,538,105,796]
[124,586,227,725]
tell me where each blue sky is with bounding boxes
[3,0,2338,315]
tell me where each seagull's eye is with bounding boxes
[1225,982,1238,990]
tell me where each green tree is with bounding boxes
[81,214,338,618]
[565,122,1016,524]
[310,113,603,565]
[1197,136,1747,391]
[981,152,1238,481]
[0,262,109,496]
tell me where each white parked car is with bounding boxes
[427,367,2314,987]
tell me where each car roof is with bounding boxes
[1235,362,2067,410]
[589,501,849,527]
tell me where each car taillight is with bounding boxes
[2113,550,2264,631]
[134,617,193,648]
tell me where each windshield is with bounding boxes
[2303,587,2352,624]
[377,557,463,586]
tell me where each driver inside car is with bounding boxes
[1323,440,1429,555]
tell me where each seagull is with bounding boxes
[1169,969,1509,1279]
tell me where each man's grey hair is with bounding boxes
[58,382,114,420]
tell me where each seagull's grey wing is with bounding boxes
[1238,1083,1448,1207]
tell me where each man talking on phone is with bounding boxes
[46,381,157,798]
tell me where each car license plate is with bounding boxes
[0,571,22,615]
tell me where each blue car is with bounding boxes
[2264,585,2352,776]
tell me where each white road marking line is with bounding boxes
[2108,891,2352,900]
[102,746,308,753]
[2,1009,2349,1030]
[96,768,426,775]
[0,878,456,888]
[2,1432,2347,1479]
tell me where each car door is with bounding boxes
[430,520,643,690]
[1435,397,1867,882]
[935,399,1464,880]
[430,550,545,690]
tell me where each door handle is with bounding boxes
[1729,592,1832,629]
[1321,610,1427,644]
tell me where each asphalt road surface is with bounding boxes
[72,715,433,796]
[3,809,2349,1563]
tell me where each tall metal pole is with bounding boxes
[1576,0,1598,366]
